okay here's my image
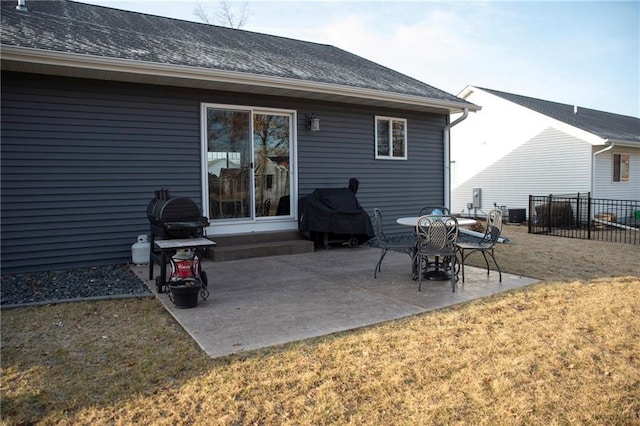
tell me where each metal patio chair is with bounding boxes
[373,208,415,278]
[456,209,503,283]
[415,215,459,292]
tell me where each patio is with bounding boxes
[131,245,537,358]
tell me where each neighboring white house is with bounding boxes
[450,86,640,218]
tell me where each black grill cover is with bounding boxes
[299,188,373,239]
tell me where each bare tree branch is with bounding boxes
[236,0,250,28]
[193,3,212,25]
[193,0,251,29]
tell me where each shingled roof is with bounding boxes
[1,0,476,114]
[477,87,640,145]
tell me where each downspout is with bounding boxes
[444,108,469,209]
[592,141,613,199]
[590,141,614,233]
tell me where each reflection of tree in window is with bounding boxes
[254,114,290,216]
[392,121,405,157]
[376,117,406,159]
[206,109,250,219]
[207,109,249,155]
[613,153,630,182]
[377,120,389,156]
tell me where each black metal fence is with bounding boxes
[528,193,640,245]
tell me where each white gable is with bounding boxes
[450,86,603,215]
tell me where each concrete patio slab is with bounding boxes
[131,246,537,358]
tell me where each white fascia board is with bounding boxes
[457,85,476,99]
[2,46,478,113]
[544,116,607,145]
[605,139,640,148]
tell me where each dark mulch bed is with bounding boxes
[1,264,152,307]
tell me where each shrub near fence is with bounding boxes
[529,193,640,245]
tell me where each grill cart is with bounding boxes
[146,189,215,305]
[153,238,215,308]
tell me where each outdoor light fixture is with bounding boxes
[308,114,320,132]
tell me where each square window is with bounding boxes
[375,116,407,160]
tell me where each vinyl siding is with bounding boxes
[1,72,448,273]
[1,72,202,273]
[296,104,446,235]
[450,88,595,217]
[593,147,640,200]
[451,127,592,216]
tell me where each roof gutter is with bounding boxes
[603,139,639,148]
[592,141,614,198]
[444,108,469,208]
[1,46,478,114]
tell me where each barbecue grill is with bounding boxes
[147,189,210,283]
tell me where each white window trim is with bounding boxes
[199,102,299,235]
[612,152,630,183]
[374,115,408,160]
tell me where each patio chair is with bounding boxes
[415,215,459,292]
[373,208,415,278]
[417,206,449,216]
[456,209,503,283]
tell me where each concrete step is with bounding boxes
[211,230,305,246]
[207,231,315,262]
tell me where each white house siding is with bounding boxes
[451,127,592,216]
[450,88,593,217]
[593,147,640,201]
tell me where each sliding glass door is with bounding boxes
[205,107,251,220]
[203,105,294,222]
[253,113,291,218]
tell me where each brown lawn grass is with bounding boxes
[2,225,640,425]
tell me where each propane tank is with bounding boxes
[131,235,150,265]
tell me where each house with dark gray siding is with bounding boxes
[0,0,478,274]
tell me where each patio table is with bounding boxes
[396,216,477,227]
[396,216,477,280]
